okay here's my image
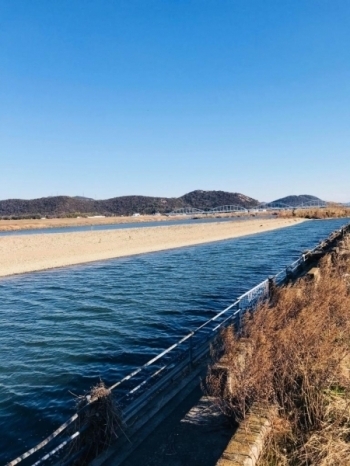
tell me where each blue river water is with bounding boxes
[0,218,349,463]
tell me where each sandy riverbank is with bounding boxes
[0,215,170,231]
[0,218,305,277]
[0,213,256,232]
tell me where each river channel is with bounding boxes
[1,218,349,463]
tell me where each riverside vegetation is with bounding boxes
[278,204,350,220]
[207,238,350,465]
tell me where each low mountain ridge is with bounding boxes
[270,195,324,206]
[180,190,258,209]
[0,190,259,218]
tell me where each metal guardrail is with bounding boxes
[7,223,350,466]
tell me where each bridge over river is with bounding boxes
[168,199,334,216]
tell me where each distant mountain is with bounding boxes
[270,195,324,207]
[0,190,259,219]
[179,190,258,209]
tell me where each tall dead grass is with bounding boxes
[207,253,350,465]
[278,205,350,220]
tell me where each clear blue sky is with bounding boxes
[1,1,349,202]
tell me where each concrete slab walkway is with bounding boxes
[119,386,236,466]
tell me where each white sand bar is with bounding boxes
[0,218,305,277]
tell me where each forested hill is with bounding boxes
[0,190,259,218]
[271,195,324,206]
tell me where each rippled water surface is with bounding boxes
[1,219,349,463]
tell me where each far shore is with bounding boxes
[0,212,272,232]
[0,218,305,277]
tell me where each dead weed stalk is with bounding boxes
[66,381,128,465]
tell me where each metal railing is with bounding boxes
[7,223,350,466]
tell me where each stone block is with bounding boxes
[306,267,320,282]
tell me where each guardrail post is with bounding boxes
[286,266,293,281]
[189,332,194,370]
[268,276,275,300]
[237,300,243,330]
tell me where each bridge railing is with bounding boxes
[7,224,350,466]
[169,200,349,215]
[168,207,205,216]
[208,205,248,213]
[168,205,249,215]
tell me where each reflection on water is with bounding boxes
[0,218,349,462]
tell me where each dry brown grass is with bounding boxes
[207,252,350,465]
[277,204,350,220]
[67,381,128,464]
